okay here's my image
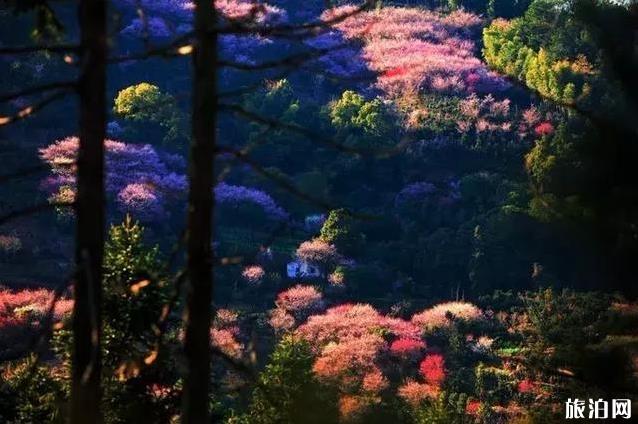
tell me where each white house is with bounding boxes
[286,260,322,278]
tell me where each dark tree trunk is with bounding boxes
[182,0,217,422]
[71,0,107,423]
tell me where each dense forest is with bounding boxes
[0,0,637,422]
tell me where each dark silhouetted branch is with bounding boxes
[0,43,80,55]
[0,80,77,103]
[0,201,74,227]
[0,90,70,126]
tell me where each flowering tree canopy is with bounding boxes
[295,238,340,265]
[215,182,288,221]
[1,288,73,358]
[411,301,483,332]
[275,285,325,318]
[269,285,325,333]
[41,138,287,223]
[40,137,187,221]
[323,6,508,99]
[241,265,266,285]
[115,0,288,67]
[293,303,427,417]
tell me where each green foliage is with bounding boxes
[113,83,185,146]
[0,355,66,424]
[450,0,533,18]
[483,18,593,105]
[524,119,598,222]
[319,208,358,253]
[104,215,160,286]
[240,80,318,173]
[474,364,515,405]
[329,90,392,137]
[102,216,167,367]
[243,79,300,122]
[51,218,177,423]
[522,288,610,348]
[232,336,338,424]
[412,392,472,424]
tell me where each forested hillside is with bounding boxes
[0,0,637,423]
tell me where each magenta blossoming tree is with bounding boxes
[41,138,288,222]
[322,6,508,100]
[411,301,484,333]
[215,182,289,221]
[116,0,288,66]
[40,137,187,221]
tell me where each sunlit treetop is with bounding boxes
[116,0,287,40]
[40,137,187,221]
[322,6,508,99]
[411,301,484,332]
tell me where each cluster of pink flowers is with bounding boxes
[327,270,345,287]
[215,182,288,221]
[241,265,265,285]
[216,0,287,25]
[466,399,481,415]
[338,394,369,422]
[522,106,542,128]
[411,301,483,332]
[361,367,389,394]
[517,106,556,139]
[397,379,440,406]
[268,307,297,333]
[40,137,186,221]
[269,285,325,332]
[419,353,446,385]
[1,288,73,356]
[534,121,555,137]
[215,308,239,327]
[457,93,513,134]
[311,332,385,382]
[275,285,325,317]
[323,6,507,99]
[210,327,243,359]
[0,234,22,255]
[210,308,243,359]
[395,352,446,407]
[0,288,72,328]
[297,303,422,348]
[389,337,426,360]
[293,303,427,416]
[116,0,289,73]
[295,238,340,264]
[517,379,536,394]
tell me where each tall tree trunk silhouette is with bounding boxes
[71,0,106,423]
[182,0,217,422]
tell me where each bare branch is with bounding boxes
[217,145,359,215]
[219,102,360,154]
[0,201,74,227]
[0,43,80,55]
[219,102,412,158]
[215,0,374,39]
[218,48,332,71]
[108,32,194,64]
[0,80,76,103]
[0,90,70,126]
